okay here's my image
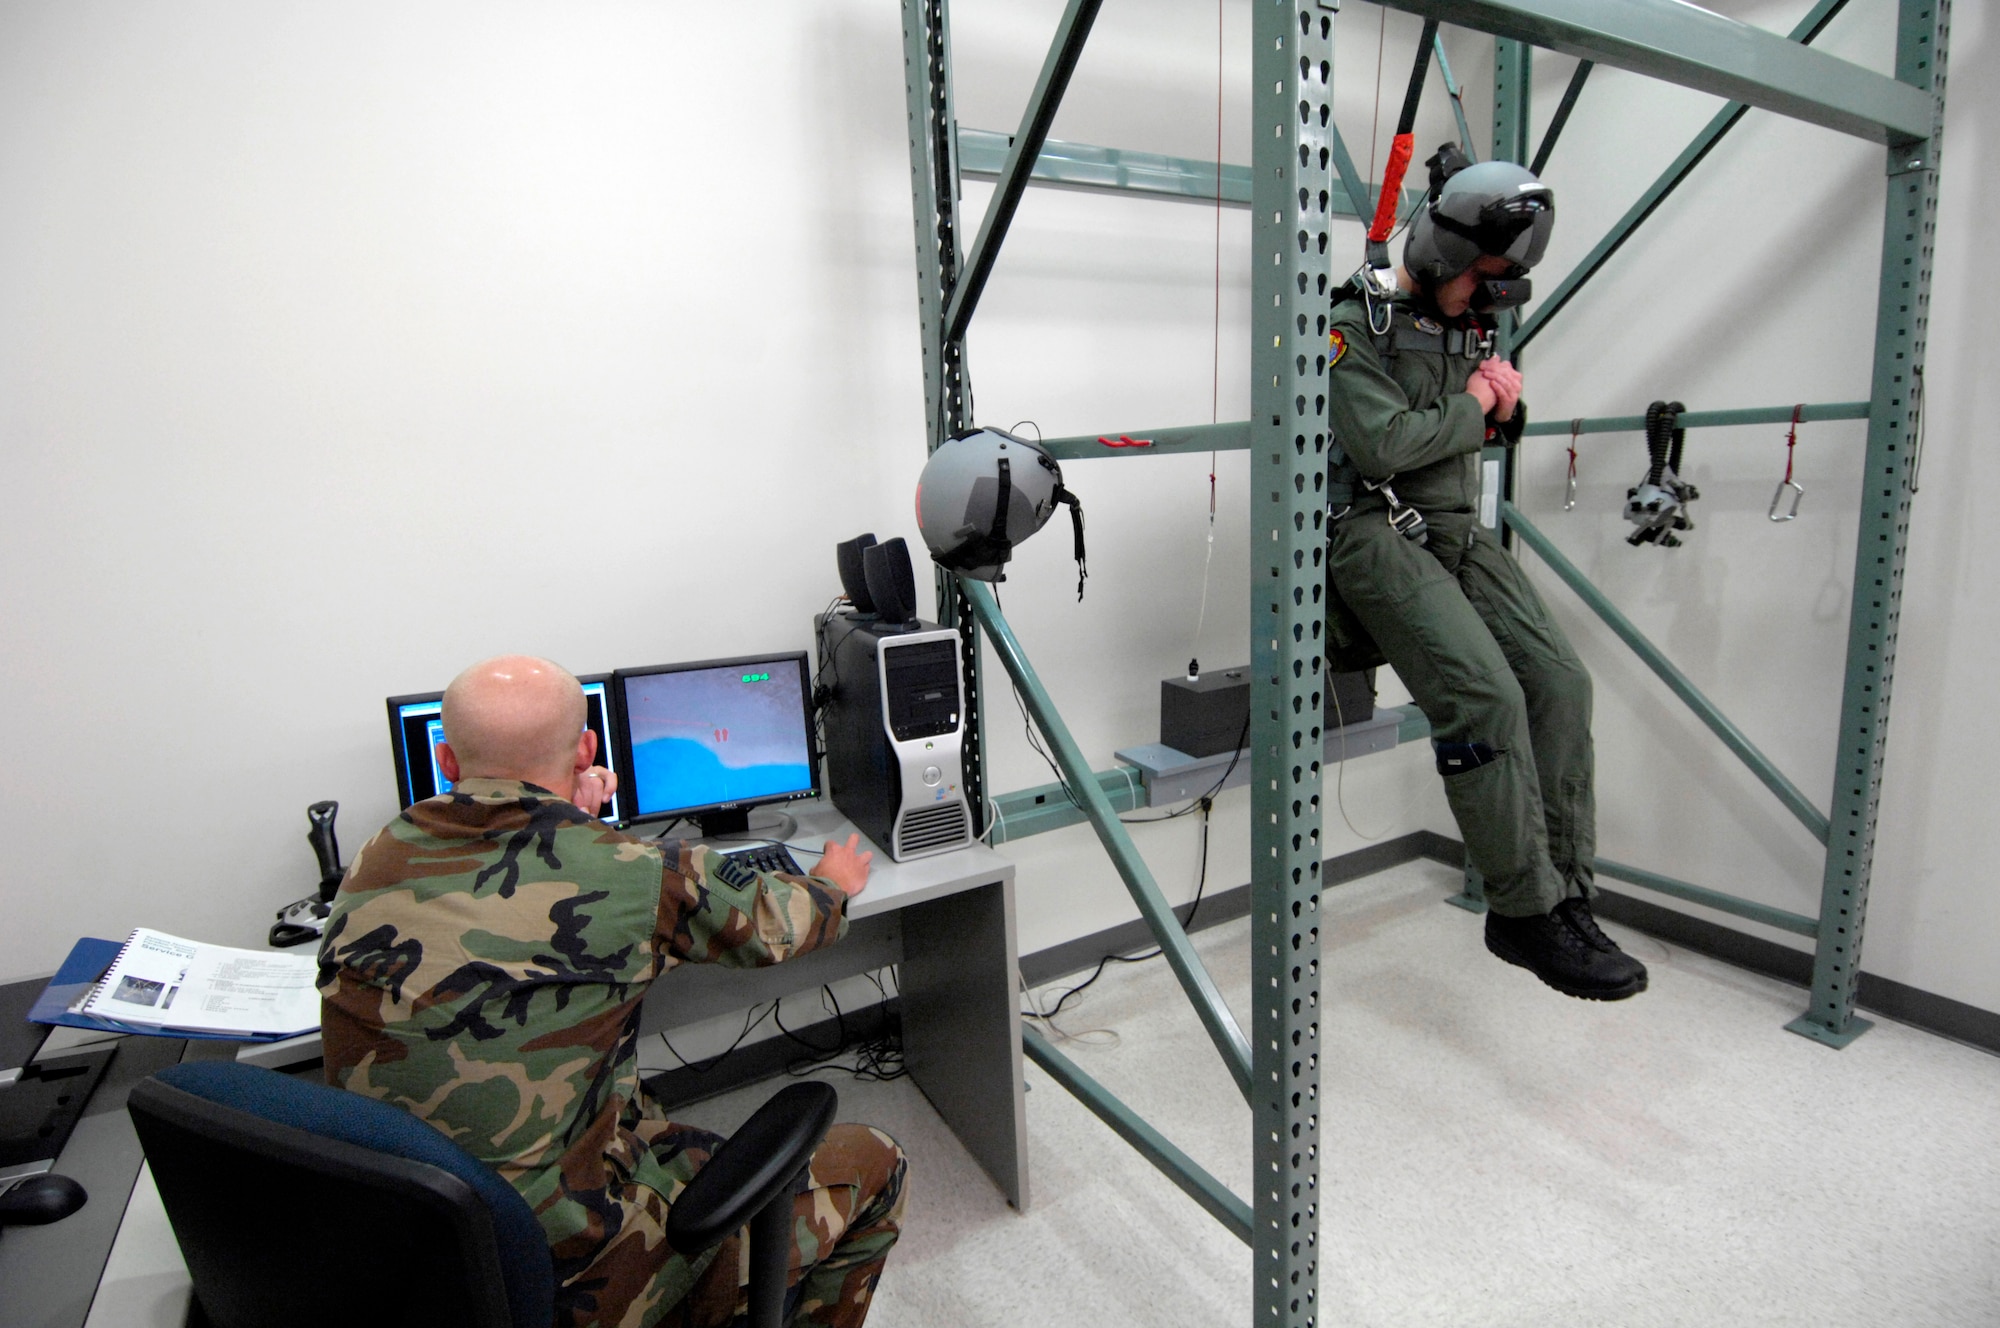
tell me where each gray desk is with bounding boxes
[0,808,1024,1327]
[651,804,1026,1210]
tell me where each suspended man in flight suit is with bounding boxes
[1324,153,1647,1000]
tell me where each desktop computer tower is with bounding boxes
[816,615,973,862]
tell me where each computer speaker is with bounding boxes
[863,538,918,627]
[836,533,879,615]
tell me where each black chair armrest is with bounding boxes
[667,1082,837,1252]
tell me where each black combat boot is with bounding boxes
[1484,899,1648,1001]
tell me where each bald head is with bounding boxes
[439,655,590,787]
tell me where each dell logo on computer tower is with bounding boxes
[808,536,972,860]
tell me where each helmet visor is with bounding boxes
[1433,189,1552,271]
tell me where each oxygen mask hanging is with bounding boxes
[1624,400,1700,547]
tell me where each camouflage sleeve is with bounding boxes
[1328,302,1487,478]
[656,842,849,969]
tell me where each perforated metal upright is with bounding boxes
[901,0,987,831]
[1790,0,1949,1047]
[1248,5,1333,1322]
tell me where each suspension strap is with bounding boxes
[1364,20,1439,271]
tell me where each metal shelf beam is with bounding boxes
[1386,0,1929,142]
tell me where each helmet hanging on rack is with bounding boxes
[1404,155,1555,306]
[916,427,1087,599]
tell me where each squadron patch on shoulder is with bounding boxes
[1328,329,1347,366]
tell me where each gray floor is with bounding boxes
[681,859,2000,1328]
[87,859,2000,1326]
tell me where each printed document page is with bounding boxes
[82,928,320,1037]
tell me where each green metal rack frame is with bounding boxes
[899,2,1948,1323]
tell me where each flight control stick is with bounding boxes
[269,800,344,948]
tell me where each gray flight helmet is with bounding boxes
[916,427,1083,587]
[1404,159,1555,287]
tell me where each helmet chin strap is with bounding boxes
[1052,485,1086,601]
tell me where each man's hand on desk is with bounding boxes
[572,766,619,818]
[813,834,873,898]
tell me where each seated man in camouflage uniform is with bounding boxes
[318,655,906,1328]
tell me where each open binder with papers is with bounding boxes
[30,929,321,1042]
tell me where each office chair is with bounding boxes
[668,1080,838,1328]
[129,1062,837,1328]
[128,1060,554,1328]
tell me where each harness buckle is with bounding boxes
[1386,502,1428,541]
[1363,476,1428,543]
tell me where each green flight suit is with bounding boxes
[1325,290,1593,918]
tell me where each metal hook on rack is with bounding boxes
[1769,404,1805,522]
[1563,417,1581,511]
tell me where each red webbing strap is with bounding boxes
[1369,133,1413,243]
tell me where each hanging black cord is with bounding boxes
[1026,795,1217,1023]
[1644,400,1671,485]
[658,1003,775,1074]
[1121,707,1252,823]
[773,987,848,1057]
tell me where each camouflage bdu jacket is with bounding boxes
[316,778,847,1307]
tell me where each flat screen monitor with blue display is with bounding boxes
[610,652,819,836]
[386,674,623,825]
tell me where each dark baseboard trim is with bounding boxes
[642,1000,902,1111]
[1412,832,2000,1058]
[1589,885,2000,1057]
[1022,830,1998,1057]
[640,832,1995,1100]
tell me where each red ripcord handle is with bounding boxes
[1369,134,1413,243]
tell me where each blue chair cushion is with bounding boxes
[154,1060,554,1326]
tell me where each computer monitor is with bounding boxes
[610,652,819,836]
[385,674,622,824]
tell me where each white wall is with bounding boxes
[0,1,1990,1026]
[1511,0,2000,1019]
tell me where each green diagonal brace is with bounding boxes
[1516,0,1853,350]
[944,0,1104,343]
[1023,1025,1252,1243]
[1326,123,1375,229]
[962,579,1254,1100]
[1594,858,1818,937]
[1432,35,1477,161]
[1385,0,1923,142]
[1501,502,1831,844]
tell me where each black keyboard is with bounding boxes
[718,843,804,876]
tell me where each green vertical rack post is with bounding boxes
[1788,0,1949,1047]
[901,0,989,831]
[1248,3,1334,1323]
